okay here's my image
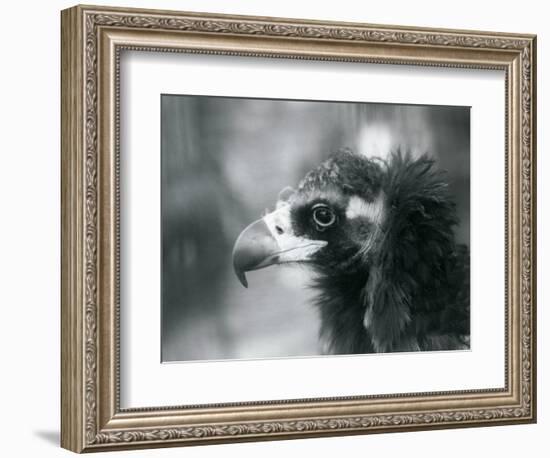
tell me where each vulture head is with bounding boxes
[232,150,469,354]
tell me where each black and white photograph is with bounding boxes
[54,2,538,454]
[161,95,471,362]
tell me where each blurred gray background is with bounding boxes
[161,95,470,362]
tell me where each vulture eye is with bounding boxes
[312,204,336,231]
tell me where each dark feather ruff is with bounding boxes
[314,151,470,354]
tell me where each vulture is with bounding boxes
[232,150,470,354]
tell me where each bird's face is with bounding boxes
[232,154,385,287]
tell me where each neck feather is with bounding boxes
[312,268,374,355]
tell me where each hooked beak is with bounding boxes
[232,205,327,288]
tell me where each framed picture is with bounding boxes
[61,4,537,453]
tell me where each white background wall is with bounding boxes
[0,0,546,456]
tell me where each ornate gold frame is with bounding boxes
[61,4,537,453]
